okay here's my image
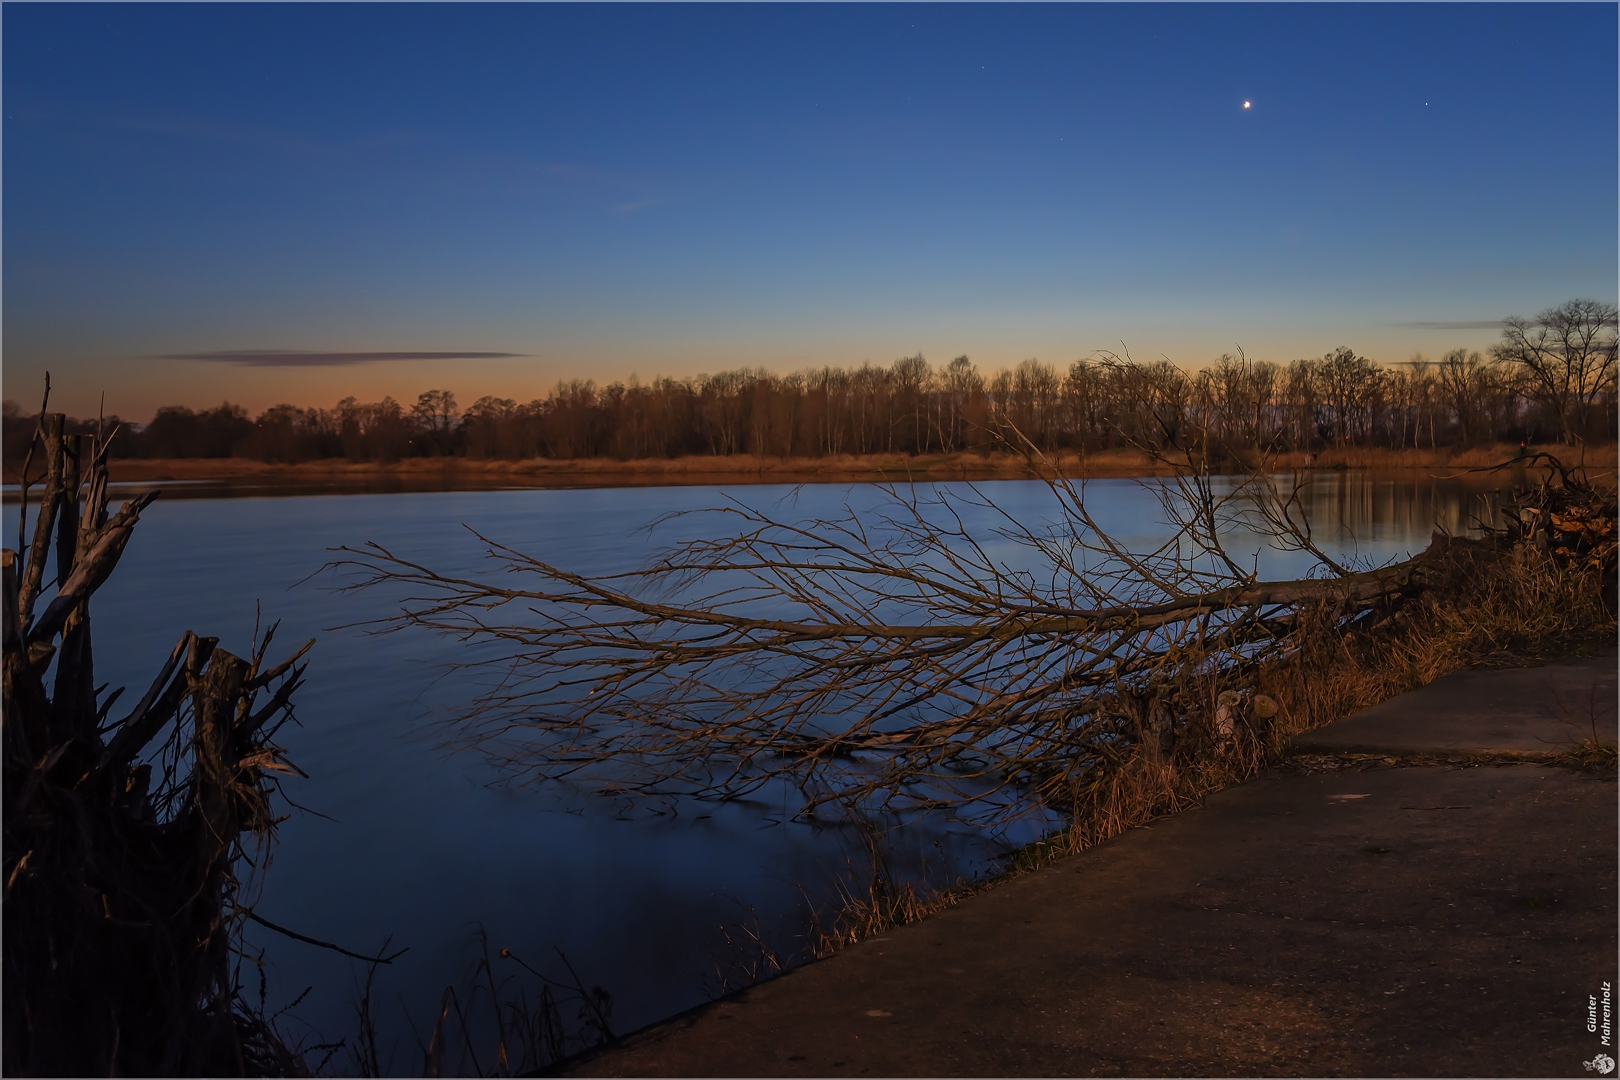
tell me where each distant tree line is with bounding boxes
[5,300,1614,468]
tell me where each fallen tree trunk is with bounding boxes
[329,449,1475,826]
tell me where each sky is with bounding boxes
[4,3,1617,421]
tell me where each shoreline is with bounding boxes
[566,647,1618,1077]
[97,443,1618,489]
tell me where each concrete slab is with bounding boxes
[569,763,1617,1077]
[1290,650,1618,757]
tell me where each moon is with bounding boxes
[1242,100,1252,109]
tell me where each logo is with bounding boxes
[1583,1053,1616,1074]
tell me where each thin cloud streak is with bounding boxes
[153,349,531,367]
[1392,320,1507,330]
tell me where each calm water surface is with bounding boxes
[2,473,1509,1056]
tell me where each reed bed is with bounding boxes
[106,441,1616,487]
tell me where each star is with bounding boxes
[1242,100,1252,110]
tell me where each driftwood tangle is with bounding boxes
[3,400,313,1076]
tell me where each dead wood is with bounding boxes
[3,402,315,1077]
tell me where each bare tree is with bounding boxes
[1494,298,1618,444]
[891,354,932,454]
[412,388,460,435]
[939,355,983,452]
[1436,348,1495,447]
[98,304,1619,465]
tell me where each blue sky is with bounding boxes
[5,3,1616,419]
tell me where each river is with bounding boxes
[2,470,1512,1066]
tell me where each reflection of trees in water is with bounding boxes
[1297,473,1507,539]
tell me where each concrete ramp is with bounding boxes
[567,653,1620,1077]
[1291,648,1617,757]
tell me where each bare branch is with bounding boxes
[330,434,1437,827]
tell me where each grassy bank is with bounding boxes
[105,442,1619,488]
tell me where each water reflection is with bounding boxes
[1287,470,1507,540]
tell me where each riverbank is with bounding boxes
[567,649,1618,1077]
[98,442,1618,490]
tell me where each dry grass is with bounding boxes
[342,929,616,1078]
[808,820,964,958]
[104,442,1617,488]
